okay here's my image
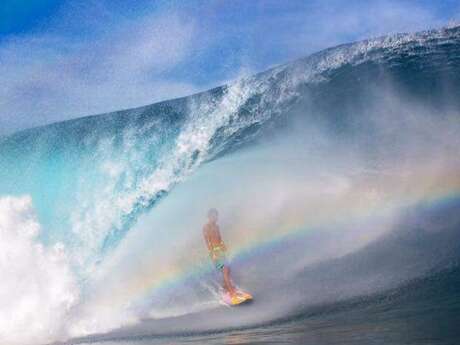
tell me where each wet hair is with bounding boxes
[208,208,218,218]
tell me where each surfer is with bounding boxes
[203,208,237,297]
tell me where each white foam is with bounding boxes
[0,196,79,345]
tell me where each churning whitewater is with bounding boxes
[1,26,460,345]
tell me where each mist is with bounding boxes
[65,78,460,340]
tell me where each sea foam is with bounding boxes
[0,196,78,345]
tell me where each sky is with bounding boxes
[0,0,459,135]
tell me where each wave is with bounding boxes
[0,26,460,344]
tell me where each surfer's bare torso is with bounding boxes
[203,222,225,252]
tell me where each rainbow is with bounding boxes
[113,168,460,310]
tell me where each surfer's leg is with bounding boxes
[222,266,236,295]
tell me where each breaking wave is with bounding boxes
[0,26,459,344]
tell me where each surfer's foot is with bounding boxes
[229,290,250,298]
[226,288,239,300]
[239,291,252,299]
[228,290,237,297]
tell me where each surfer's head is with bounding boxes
[208,208,218,223]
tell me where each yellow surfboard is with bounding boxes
[222,290,253,306]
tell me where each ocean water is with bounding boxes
[77,266,460,345]
[0,26,459,345]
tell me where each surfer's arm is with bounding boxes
[203,228,212,252]
[216,229,227,251]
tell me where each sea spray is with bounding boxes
[0,196,78,344]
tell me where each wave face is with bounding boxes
[1,26,460,344]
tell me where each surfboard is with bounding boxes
[222,290,253,306]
